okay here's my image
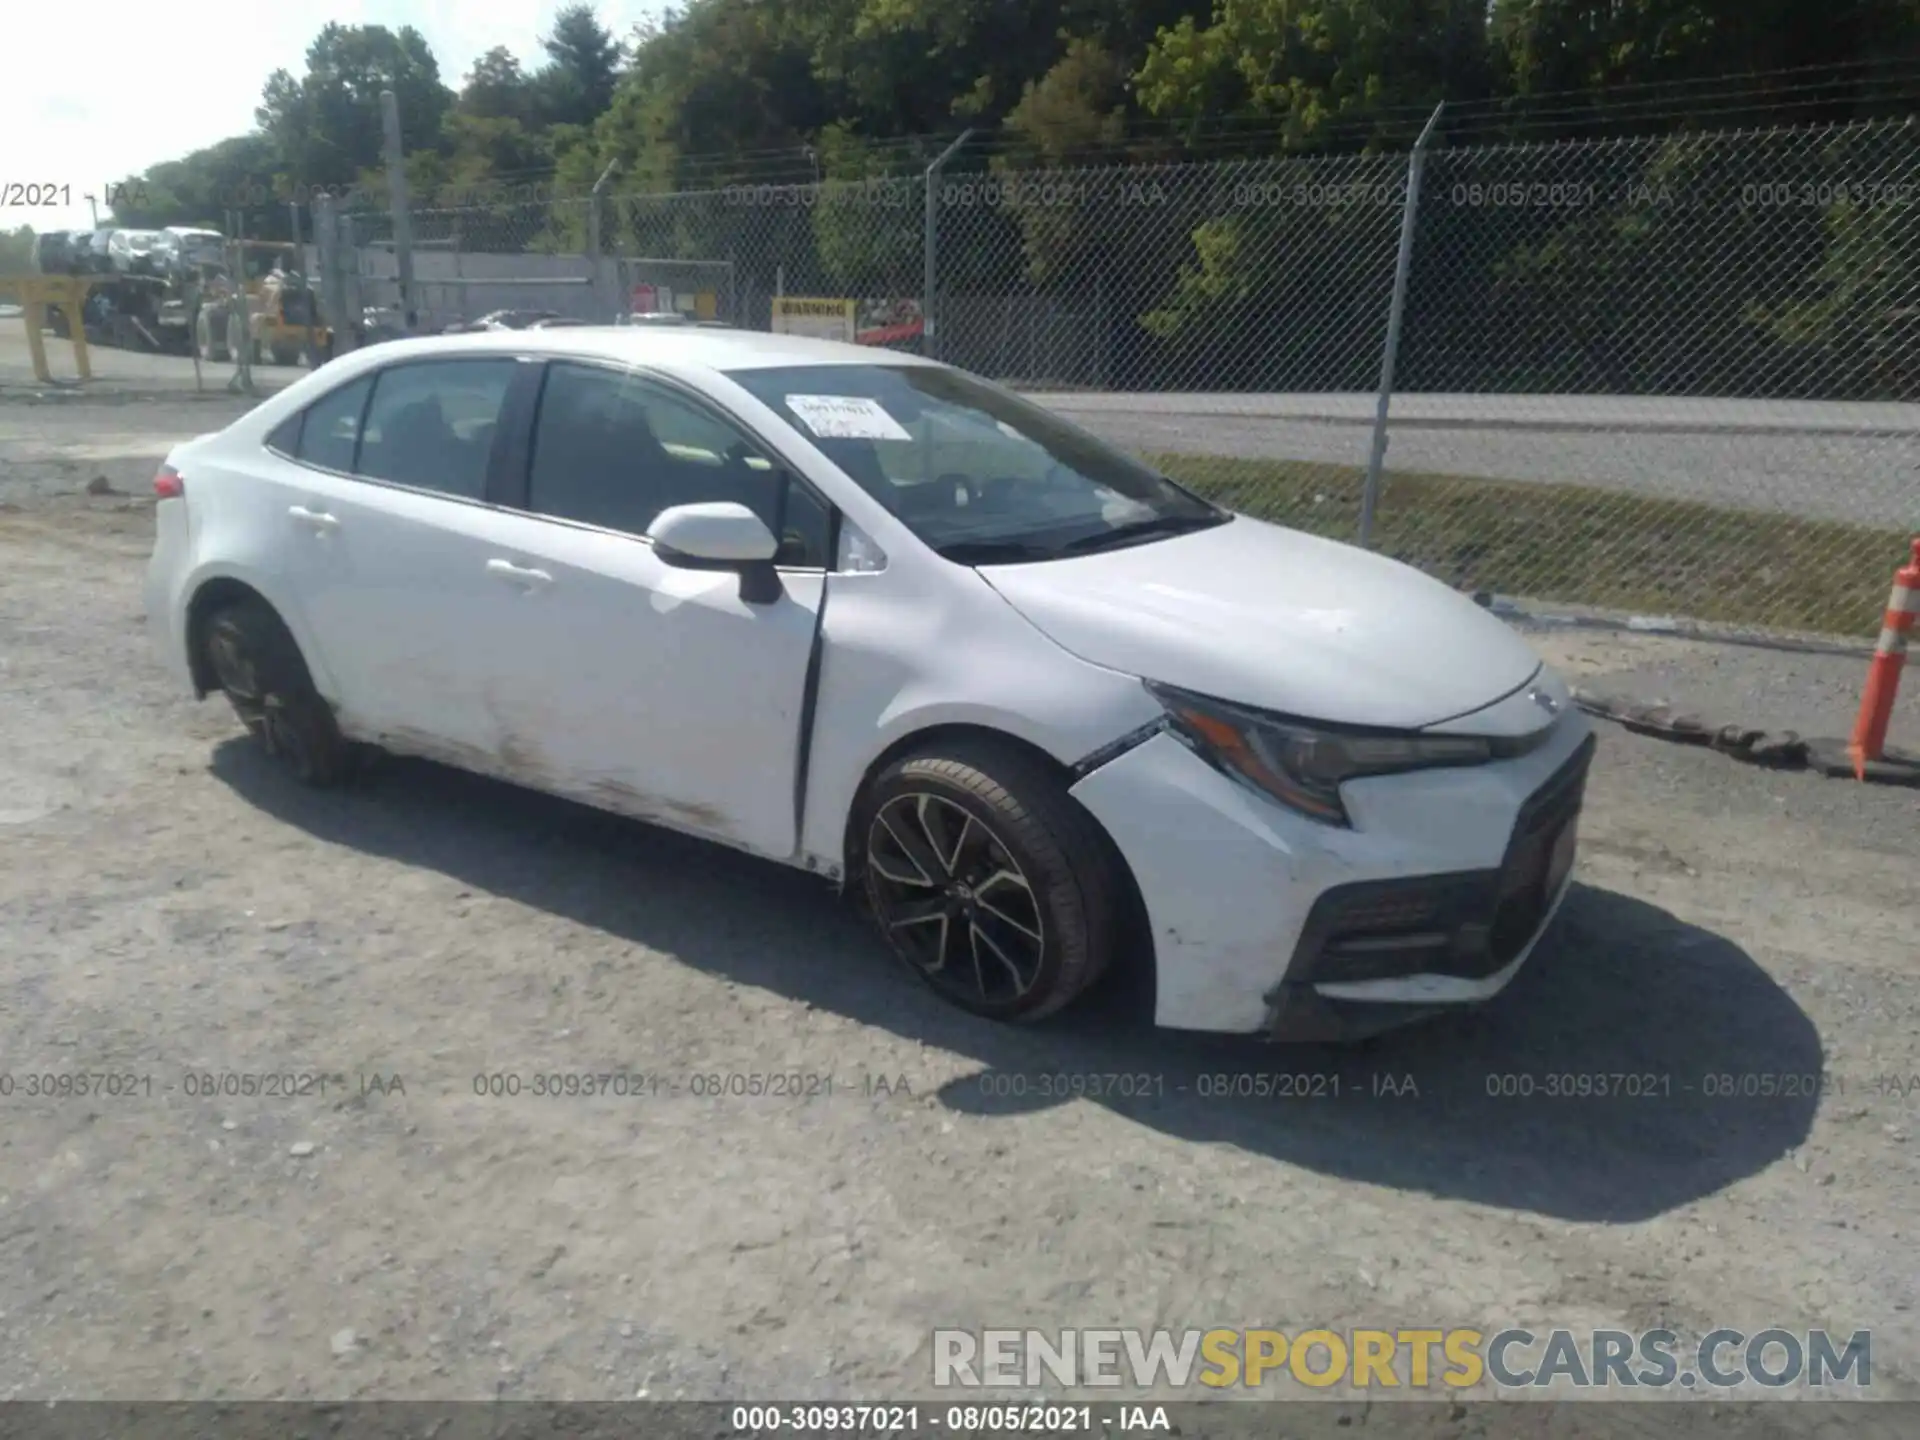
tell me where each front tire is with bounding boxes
[203,598,352,787]
[858,741,1119,1023]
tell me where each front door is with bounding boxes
[460,359,837,860]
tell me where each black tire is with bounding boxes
[858,740,1119,1023]
[202,598,352,787]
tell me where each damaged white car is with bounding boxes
[146,328,1593,1040]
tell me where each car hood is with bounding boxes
[978,515,1543,730]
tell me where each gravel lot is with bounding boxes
[0,392,1917,1425]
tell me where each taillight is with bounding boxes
[154,465,184,499]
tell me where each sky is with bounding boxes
[0,1,664,232]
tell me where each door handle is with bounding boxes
[486,558,553,588]
[288,504,339,532]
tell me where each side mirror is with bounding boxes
[648,501,783,604]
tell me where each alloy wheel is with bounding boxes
[866,793,1046,1006]
[208,628,312,778]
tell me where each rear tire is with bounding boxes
[202,598,352,787]
[858,740,1119,1023]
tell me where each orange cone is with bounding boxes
[1848,537,1920,781]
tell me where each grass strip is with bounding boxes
[1153,452,1910,638]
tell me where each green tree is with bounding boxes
[1750,123,1920,397]
[1136,0,1494,147]
[108,134,292,235]
[0,225,35,274]
[533,5,626,129]
[1488,0,1920,137]
[459,46,536,123]
[583,0,828,191]
[257,24,453,190]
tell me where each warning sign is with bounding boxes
[772,297,856,342]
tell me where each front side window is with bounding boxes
[724,363,1227,563]
[355,358,517,500]
[527,362,832,567]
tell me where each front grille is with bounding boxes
[1488,733,1594,961]
[1289,732,1596,987]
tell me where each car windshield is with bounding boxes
[725,363,1227,562]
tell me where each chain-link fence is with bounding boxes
[314,117,1920,642]
[0,230,320,399]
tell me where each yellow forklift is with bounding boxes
[193,241,330,366]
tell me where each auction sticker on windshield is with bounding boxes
[785,394,913,441]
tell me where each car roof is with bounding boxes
[351,325,938,374]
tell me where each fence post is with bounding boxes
[381,89,417,334]
[313,193,342,360]
[588,160,618,318]
[290,199,316,364]
[1359,102,1444,549]
[922,130,974,362]
[230,214,255,395]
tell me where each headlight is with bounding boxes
[1146,681,1494,826]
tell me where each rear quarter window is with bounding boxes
[293,375,373,473]
[266,411,303,458]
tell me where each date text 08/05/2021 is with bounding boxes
[725,1405,1156,1435]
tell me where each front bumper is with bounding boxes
[1067,703,1594,1036]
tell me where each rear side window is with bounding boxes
[356,359,518,500]
[294,375,372,472]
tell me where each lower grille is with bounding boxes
[1289,732,1596,986]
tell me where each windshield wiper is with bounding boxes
[933,538,1058,565]
[1052,512,1228,557]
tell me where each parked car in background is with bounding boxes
[108,230,166,277]
[145,328,1591,1041]
[155,227,227,276]
[75,230,119,274]
[444,309,567,334]
[31,230,81,275]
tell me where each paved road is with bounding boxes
[0,320,302,399]
[4,321,1915,528]
[1030,392,1920,531]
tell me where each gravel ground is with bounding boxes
[0,396,1916,1424]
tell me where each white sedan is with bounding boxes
[145,327,1593,1040]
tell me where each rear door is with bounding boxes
[269,355,530,755]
